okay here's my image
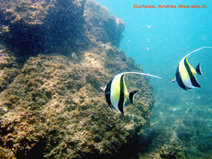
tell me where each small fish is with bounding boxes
[101,72,161,114]
[173,46,212,90]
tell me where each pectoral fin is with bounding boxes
[129,91,138,104]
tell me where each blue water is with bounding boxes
[95,0,212,86]
[95,0,212,156]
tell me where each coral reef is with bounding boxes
[0,0,154,158]
[159,141,186,159]
[137,88,212,159]
[0,44,154,158]
[0,0,87,58]
[0,147,16,159]
[0,0,124,59]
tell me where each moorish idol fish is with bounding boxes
[101,72,161,114]
[172,46,212,90]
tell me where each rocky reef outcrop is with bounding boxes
[0,0,154,158]
[0,0,124,59]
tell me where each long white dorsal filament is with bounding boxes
[122,72,161,79]
[185,46,212,58]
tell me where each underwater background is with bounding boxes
[96,0,212,158]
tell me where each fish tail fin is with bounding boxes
[129,90,138,104]
[196,63,203,75]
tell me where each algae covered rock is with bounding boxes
[0,0,155,158]
[160,141,187,159]
[0,0,86,57]
[0,0,124,57]
[0,45,154,158]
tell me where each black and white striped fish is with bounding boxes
[101,72,161,114]
[172,47,212,90]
